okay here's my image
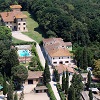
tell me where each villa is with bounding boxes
[0,5,27,32]
[43,38,74,66]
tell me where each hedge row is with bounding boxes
[31,44,44,71]
[56,83,66,100]
[12,41,36,45]
[46,83,57,100]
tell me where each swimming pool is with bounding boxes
[18,50,31,57]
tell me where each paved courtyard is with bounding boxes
[23,84,49,100]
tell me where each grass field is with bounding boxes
[12,37,26,44]
[22,11,45,43]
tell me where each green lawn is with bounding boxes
[22,11,45,43]
[12,37,25,44]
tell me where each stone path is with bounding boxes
[12,31,45,67]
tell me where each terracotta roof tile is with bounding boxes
[55,64,75,74]
[48,48,71,57]
[28,71,43,79]
[10,5,22,9]
[0,11,27,22]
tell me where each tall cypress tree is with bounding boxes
[89,90,93,100]
[43,61,51,85]
[68,85,75,100]
[65,70,69,94]
[87,71,91,89]
[3,74,8,99]
[14,92,18,100]
[54,69,60,82]
[7,80,14,100]
[62,71,65,91]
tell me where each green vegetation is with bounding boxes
[62,71,65,91]
[89,90,93,100]
[87,71,91,89]
[71,73,83,100]
[54,69,60,82]
[7,80,14,100]
[56,83,66,100]
[43,61,51,85]
[93,59,100,78]
[68,85,75,100]
[46,83,57,100]
[11,65,28,88]
[28,44,43,71]
[65,70,69,94]
[22,11,43,43]
[14,92,18,100]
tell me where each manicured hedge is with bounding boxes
[56,83,66,100]
[46,83,57,100]
[12,41,35,45]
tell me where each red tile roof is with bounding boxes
[55,64,75,74]
[0,11,27,22]
[28,71,43,79]
[48,48,71,57]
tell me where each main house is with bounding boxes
[0,5,27,32]
[43,38,74,66]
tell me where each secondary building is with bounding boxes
[25,71,43,85]
[0,5,27,32]
[43,38,74,66]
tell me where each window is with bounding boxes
[36,79,38,82]
[7,22,8,24]
[53,57,55,59]
[23,27,25,30]
[18,23,20,25]
[10,26,12,28]
[21,18,23,21]
[59,57,60,59]
[23,23,26,25]
[65,61,69,63]
[10,22,12,24]
[53,62,57,64]
[19,27,20,30]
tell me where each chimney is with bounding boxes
[6,12,9,17]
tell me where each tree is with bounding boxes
[11,65,28,88]
[87,71,91,89]
[14,92,18,100]
[3,74,8,98]
[83,47,88,70]
[93,59,100,78]
[65,70,69,94]
[43,61,51,85]
[89,90,93,100]
[54,69,60,82]
[68,85,75,100]
[62,71,65,91]
[7,80,14,100]
[71,73,83,100]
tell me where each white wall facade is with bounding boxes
[16,18,27,32]
[51,56,73,66]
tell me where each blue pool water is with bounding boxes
[18,50,31,57]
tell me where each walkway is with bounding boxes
[12,31,45,67]
[49,65,61,100]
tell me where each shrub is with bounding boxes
[46,83,56,100]
[56,83,66,100]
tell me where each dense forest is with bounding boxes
[0,0,100,72]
